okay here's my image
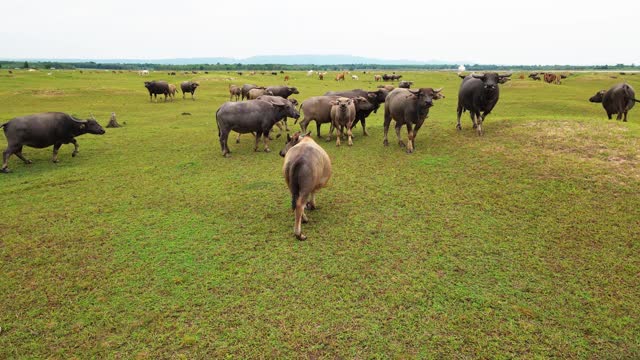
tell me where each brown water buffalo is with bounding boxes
[229,84,241,101]
[323,89,387,136]
[589,83,639,121]
[374,75,382,81]
[318,73,324,80]
[279,132,332,241]
[298,96,375,140]
[384,88,444,153]
[168,84,178,101]
[144,80,170,102]
[248,87,271,99]
[1,112,105,172]
[378,84,395,91]
[181,81,199,100]
[216,98,300,157]
[543,73,560,84]
[241,84,260,100]
[456,73,510,135]
[329,97,357,146]
[398,81,413,88]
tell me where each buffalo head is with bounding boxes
[589,90,606,103]
[472,73,511,90]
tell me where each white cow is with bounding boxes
[307,70,314,76]
[139,70,149,76]
[351,75,359,80]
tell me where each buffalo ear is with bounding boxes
[305,131,311,137]
[329,100,338,105]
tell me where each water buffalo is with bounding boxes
[456,73,511,135]
[323,89,387,136]
[298,96,375,140]
[241,84,260,100]
[144,80,170,102]
[248,87,271,100]
[279,132,332,241]
[180,81,199,100]
[168,84,178,101]
[398,81,413,89]
[229,84,241,101]
[216,98,300,157]
[1,112,105,172]
[266,86,299,99]
[589,83,639,122]
[384,87,444,153]
[330,97,357,146]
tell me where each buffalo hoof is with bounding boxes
[325,137,331,142]
[295,233,307,241]
[1,168,10,173]
[235,139,240,144]
[52,159,59,163]
[456,124,462,130]
[72,152,78,157]
[306,203,316,210]
[472,124,478,129]
[264,148,271,153]
[275,133,282,139]
[406,149,414,154]
[363,131,369,136]
[24,160,33,164]
[398,141,406,148]
[223,153,231,158]
[383,140,389,147]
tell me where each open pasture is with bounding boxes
[1,69,639,358]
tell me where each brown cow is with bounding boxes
[279,132,332,241]
[374,75,382,81]
[319,73,324,80]
[544,73,560,85]
[284,75,290,82]
[377,84,395,91]
[229,84,241,101]
[335,72,345,81]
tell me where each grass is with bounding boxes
[1,69,639,358]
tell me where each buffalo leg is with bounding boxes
[316,122,322,138]
[412,123,423,150]
[70,138,79,157]
[476,113,483,136]
[616,113,623,120]
[183,92,186,100]
[191,92,195,101]
[14,146,32,164]
[623,111,628,122]
[263,133,271,152]
[254,132,261,152]
[406,123,414,153]
[383,112,392,146]
[394,123,405,148]
[347,126,353,146]
[2,144,22,172]
[52,143,62,163]
[306,192,316,210]
[456,105,463,130]
[335,124,341,147]
[220,131,231,157]
[360,117,368,136]
[607,112,612,120]
[236,133,242,144]
[294,196,307,241]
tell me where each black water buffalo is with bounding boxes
[398,81,413,88]
[216,98,300,157]
[298,96,376,139]
[180,81,199,100]
[589,83,639,122]
[144,80,170,102]
[383,88,444,153]
[323,89,388,136]
[456,73,511,135]
[241,84,260,100]
[265,86,299,99]
[1,112,105,172]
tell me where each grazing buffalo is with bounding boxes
[298,96,375,140]
[181,81,199,100]
[265,86,299,99]
[248,87,271,100]
[144,80,170,102]
[279,132,332,241]
[398,81,413,89]
[384,88,444,153]
[241,84,260,100]
[456,73,511,135]
[168,84,178,101]
[216,98,300,157]
[378,84,395,91]
[329,97,357,146]
[229,84,241,101]
[589,83,639,122]
[383,74,402,81]
[323,89,387,136]
[235,96,298,143]
[1,112,105,172]
[271,72,278,75]
[543,73,560,84]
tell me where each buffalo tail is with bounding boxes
[289,160,302,210]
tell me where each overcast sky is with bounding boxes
[1,0,638,65]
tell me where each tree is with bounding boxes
[23,61,29,69]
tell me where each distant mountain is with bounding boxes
[1,55,472,65]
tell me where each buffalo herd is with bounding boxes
[2,70,639,239]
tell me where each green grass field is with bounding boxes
[1,69,639,358]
